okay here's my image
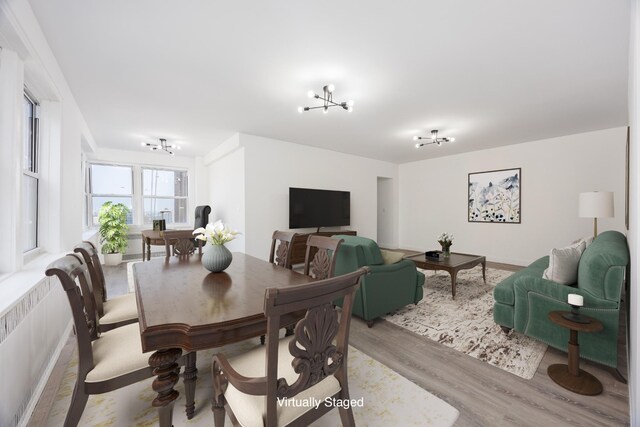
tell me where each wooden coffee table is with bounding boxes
[404,252,486,299]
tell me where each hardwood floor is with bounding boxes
[29,260,629,427]
[349,313,629,427]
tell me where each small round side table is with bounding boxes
[547,310,604,395]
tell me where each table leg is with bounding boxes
[547,328,602,395]
[481,261,486,284]
[147,240,151,261]
[184,351,198,419]
[451,270,458,299]
[568,330,579,376]
[142,237,146,262]
[149,348,182,427]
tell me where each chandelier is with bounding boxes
[298,84,354,114]
[413,130,455,148]
[140,138,181,155]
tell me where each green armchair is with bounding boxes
[493,231,629,374]
[333,235,425,327]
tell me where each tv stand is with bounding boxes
[290,230,357,265]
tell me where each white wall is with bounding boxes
[206,134,246,253]
[628,0,639,423]
[0,1,96,425]
[399,127,627,266]
[240,134,398,260]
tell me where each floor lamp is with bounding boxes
[579,191,614,239]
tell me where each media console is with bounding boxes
[290,230,357,265]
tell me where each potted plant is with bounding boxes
[98,201,130,265]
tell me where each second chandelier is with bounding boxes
[298,84,354,114]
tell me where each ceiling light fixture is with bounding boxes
[413,130,455,148]
[298,84,354,114]
[140,138,181,155]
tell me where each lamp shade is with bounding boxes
[579,191,614,218]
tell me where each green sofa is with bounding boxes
[493,230,629,371]
[332,235,425,327]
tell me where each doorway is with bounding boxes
[377,177,394,247]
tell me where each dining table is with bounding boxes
[133,252,316,427]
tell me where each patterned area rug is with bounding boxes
[384,267,547,379]
[46,340,459,426]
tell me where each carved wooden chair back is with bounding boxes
[163,230,203,258]
[303,235,344,280]
[212,267,368,427]
[46,254,100,369]
[268,230,298,269]
[74,241,107,316]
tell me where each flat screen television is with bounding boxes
[289,187,350,229]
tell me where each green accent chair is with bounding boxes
[332,235,425,327]
[493,231,629,375]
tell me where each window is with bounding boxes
[87,164,134,226]
[142,168,188,224]
[22,92,39,252]
[84,163,189,227]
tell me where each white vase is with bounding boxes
[103,253,122,266]
[202,244,232,272]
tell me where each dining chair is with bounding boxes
[303,235,344,280]
[47,254,198,426]
[211,266,368,427]
[73,241,138,332]
[46,254,154,426]
[268,230,298,269]
[163,229,203,258]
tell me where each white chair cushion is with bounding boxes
[224,336,342,427]
[542,241,586,285]
[86,323,150,383]
[101,293,138,325]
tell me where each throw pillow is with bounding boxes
[542,241,587,285]
[571,236,595,248]
[380,249,405,265]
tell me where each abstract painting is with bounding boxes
[468,168,521,223]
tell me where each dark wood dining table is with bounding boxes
[133,253,315,427]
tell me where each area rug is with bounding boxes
[46,340,459,426]
[384,267,547,379]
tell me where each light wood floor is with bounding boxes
[29,260,630,427]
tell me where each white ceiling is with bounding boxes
[27,0,630,163]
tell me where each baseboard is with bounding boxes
[18,320,73,427]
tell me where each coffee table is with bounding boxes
[404,252,486,299]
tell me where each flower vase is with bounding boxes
[202,244,233,272]
[441,244,451,258]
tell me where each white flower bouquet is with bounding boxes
[193,220,240,245]
[437,232,454,246]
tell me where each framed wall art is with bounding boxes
[468,167,521,223]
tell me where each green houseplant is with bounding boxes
[98,201,130,265]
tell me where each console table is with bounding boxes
[289,230,357,265]
[141,229,170,261]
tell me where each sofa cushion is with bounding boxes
[493,256,549,306]
[380,249,404,265]
[542,241,586,285]
[332,235,384,265]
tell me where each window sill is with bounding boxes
[0,251,65,316]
